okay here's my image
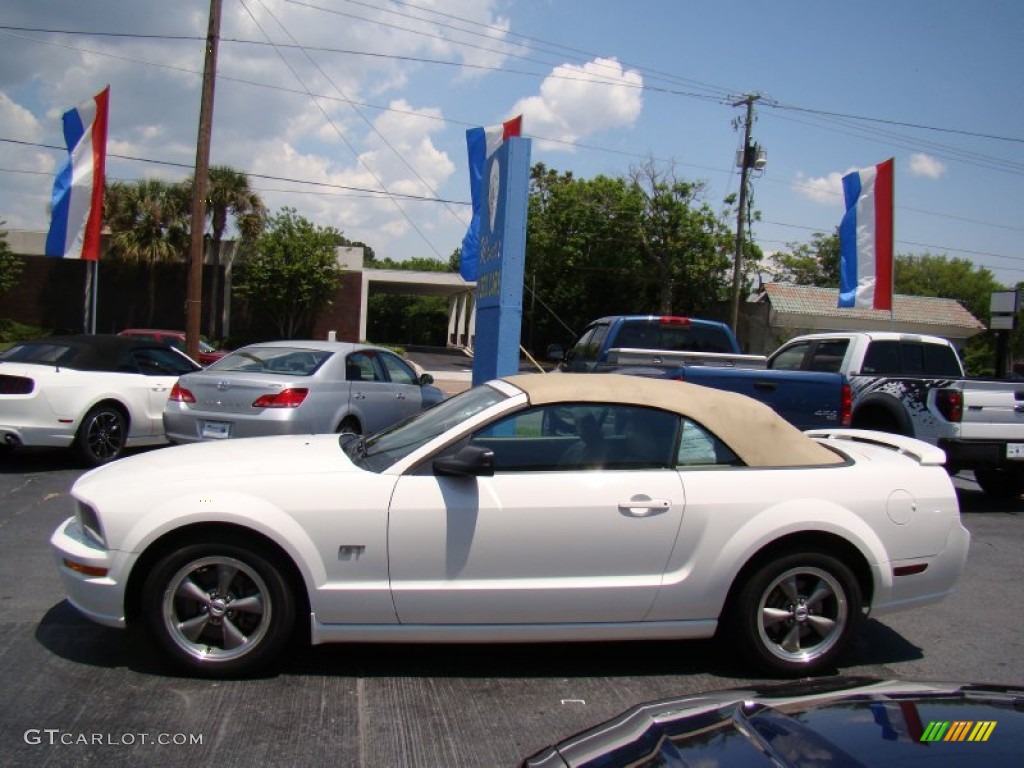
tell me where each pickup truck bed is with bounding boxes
[553,315,850,431]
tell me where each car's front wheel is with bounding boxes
[731,552,862,676]
[75,404,127,465]
[143,539,296,677]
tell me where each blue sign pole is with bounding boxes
[472,136,531,386]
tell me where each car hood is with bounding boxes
[523,677,1024,767]
[74,434,357,495]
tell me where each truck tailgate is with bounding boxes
[956,382,1024,440]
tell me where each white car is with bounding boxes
[51,374,970,677]
[1,335,201,465]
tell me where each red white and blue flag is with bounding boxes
[45,86,110,261]
[838,157,894,310]
[460,115,522,281]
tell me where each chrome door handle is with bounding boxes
[618,496,671,516]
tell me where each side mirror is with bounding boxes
[434,445,495,477]
[419,373,435,386]
[546,344,564,361]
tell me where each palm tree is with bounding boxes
[192,166,267,338]
[104,179,190,325]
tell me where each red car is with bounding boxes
[117,329,226,366]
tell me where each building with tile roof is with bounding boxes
[738,283,987,354]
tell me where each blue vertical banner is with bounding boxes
[471,136,531,386]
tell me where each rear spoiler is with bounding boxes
[804,428,947,466]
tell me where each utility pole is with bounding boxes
[729,93,760,335]
[185,0,222,360]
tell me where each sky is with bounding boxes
[1,0,1022,289]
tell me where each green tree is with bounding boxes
[234,208,344,338]
[627,160,736,314]
[0,222,24,296]
[896,253,1004,375]
[769,231,841,286]
[190,166,267,337]
[524,162,735,353]
[103,178,191,324]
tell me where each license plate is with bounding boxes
[1007,443,1024,459]
[201,421,231,439]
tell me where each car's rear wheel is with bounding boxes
[731,552,861,676]
[75,404,127,465]
[336,417,361,436]
[973,468,1024,499]
[143,539,296,677]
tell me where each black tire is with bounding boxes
[730,552,862,676]
[974,468,1024,499]
[75,405,127,465]
[142,539,296,677]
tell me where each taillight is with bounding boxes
[0,375,34,395]
[659,316,691,327]
[169,382,195,403]
[936,389,962,422]
[841,383,852,427]
[252,388,309,408]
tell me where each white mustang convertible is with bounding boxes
[51,374,970,677]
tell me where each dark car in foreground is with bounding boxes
[523,677,1024,767]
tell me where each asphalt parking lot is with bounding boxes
[1,451,1022,767]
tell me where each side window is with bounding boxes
[676,419,741,467]
[808,340,849,373]
[565,325,608,371]
[861,341,900,374]
[603,406,679,470]
[769,342,810,371]
[469,405,579,471]
[379,352,417,386]
[346,352,384,382]
[465,404,679,472]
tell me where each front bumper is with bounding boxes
[50,517,127,628]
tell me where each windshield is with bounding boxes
[348,384,508,472]
[0,342,76,365]
[208,346,333,376]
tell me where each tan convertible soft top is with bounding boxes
[505,373,842,468]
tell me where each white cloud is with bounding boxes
[0,93,41,139]
[512,57,644,151]
[792,170,848,206]
[908,153,947,179]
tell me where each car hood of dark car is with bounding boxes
[522,676,1024,768]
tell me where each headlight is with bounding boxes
[76,502,106,548]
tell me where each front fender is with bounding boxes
[119,492,327,591]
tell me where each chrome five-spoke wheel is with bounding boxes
[144,539,295,677]
[162,555,272,663]
[732,552,862,676]
[756,566,847,664]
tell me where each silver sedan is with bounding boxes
[163,340,444,442]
